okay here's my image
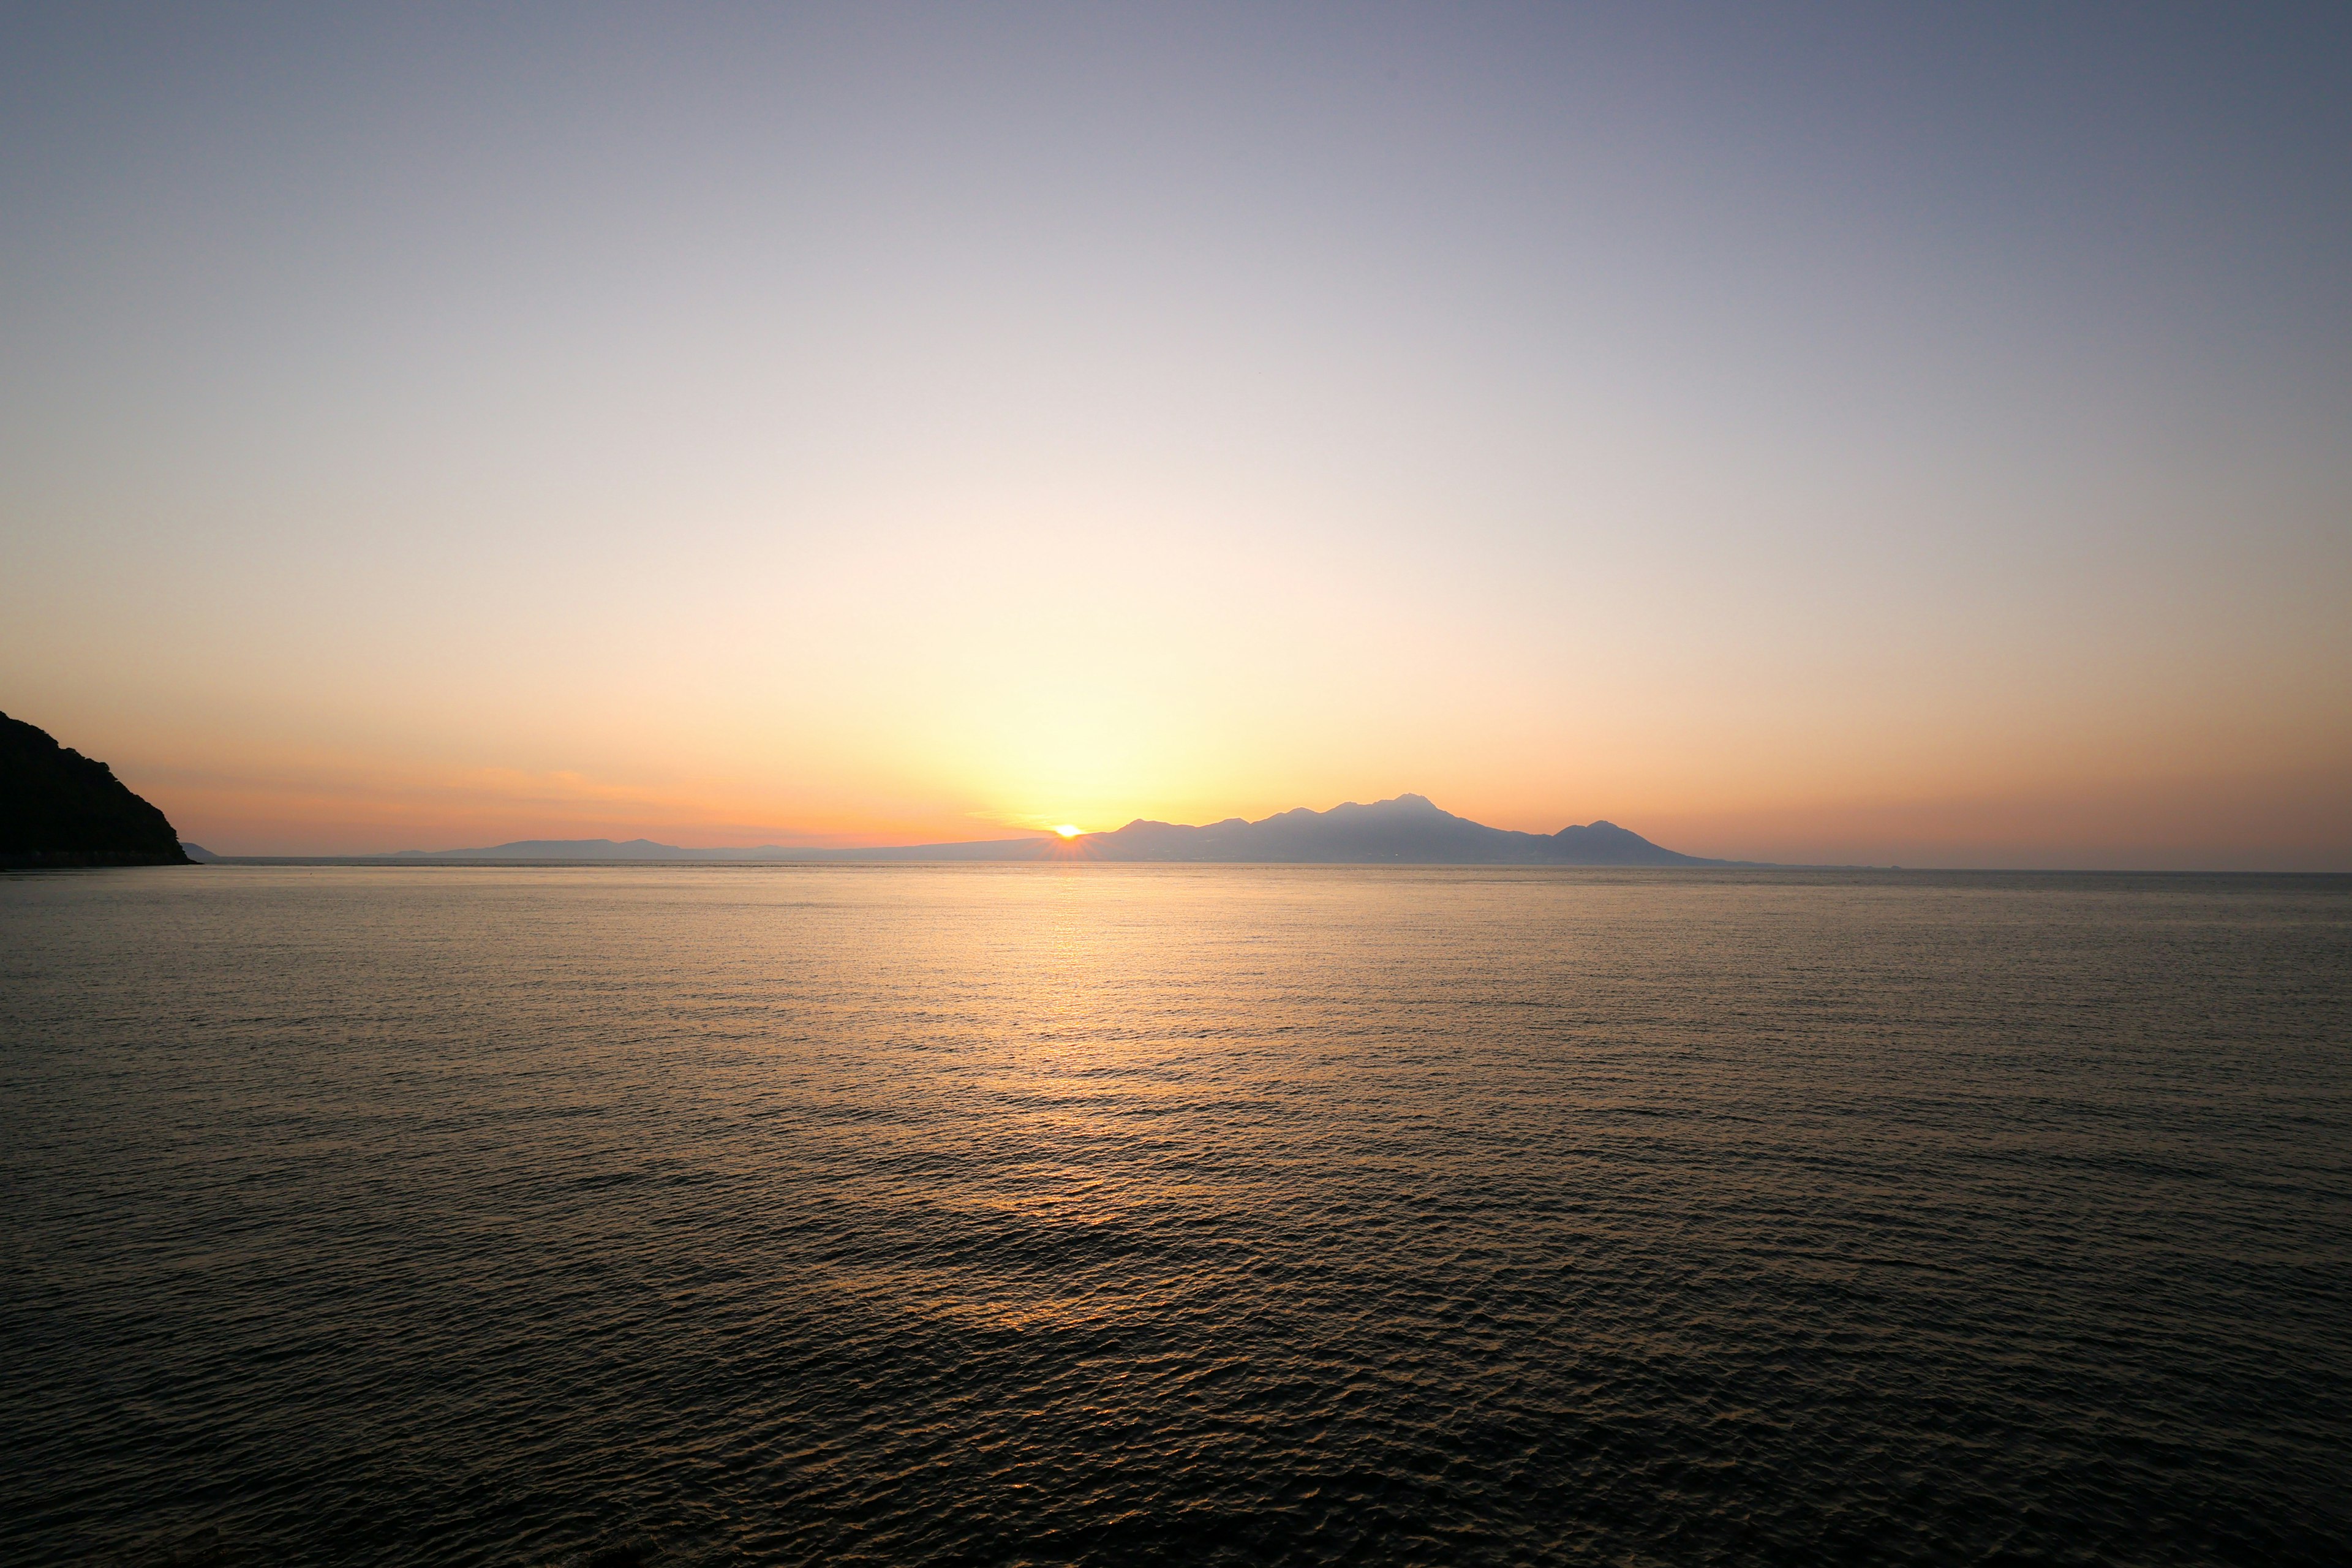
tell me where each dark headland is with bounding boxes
[1,712,194,868]
[393,795,1743,866]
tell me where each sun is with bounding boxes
[1053,824,1082,838]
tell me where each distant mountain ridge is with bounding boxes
[1079,794,1727,864]
[390,796,1734,866]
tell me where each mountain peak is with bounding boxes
[379,797,1736,866]
[1065,796,1724,865]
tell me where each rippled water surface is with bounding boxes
[4,865,2348,1566]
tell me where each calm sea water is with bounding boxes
[4,865,2347,1566]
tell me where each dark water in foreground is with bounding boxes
[4,867,2347,1567]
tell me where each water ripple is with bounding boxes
[2,866,2346,1565]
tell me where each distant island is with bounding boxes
[391,796,1740,866]
[1,712,194,868]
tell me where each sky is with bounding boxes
[4,2,2347,869]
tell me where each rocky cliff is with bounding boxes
[1,712,194,867]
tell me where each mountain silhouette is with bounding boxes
[1074,794,1724,864]
[392,796,1730,865]
[1,712,194,867]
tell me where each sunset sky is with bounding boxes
[5,4,2347,868]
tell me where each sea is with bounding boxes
[4,865,2346,1566]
